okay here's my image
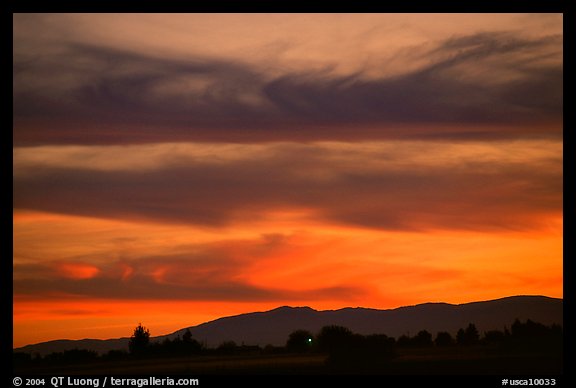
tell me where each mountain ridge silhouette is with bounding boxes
[15,295,562,356]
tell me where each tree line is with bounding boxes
[13,318,562,368]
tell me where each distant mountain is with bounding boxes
[15,295,562,356]
[14,338,130,357]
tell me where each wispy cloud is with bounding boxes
[14,140,562,231]
[12,13,563,347]
[14,31,562,145]
[14,240,366,302]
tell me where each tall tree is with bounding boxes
[457,323,479,346]
[129,323,150,355]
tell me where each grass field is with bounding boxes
[14,346,562,375]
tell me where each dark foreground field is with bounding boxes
[14,347,562,375]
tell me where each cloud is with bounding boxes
[57,262,101,280]
[13,31,562,145]
[13,140,562,232]
[264,31,562,123]
[13,242,365,302]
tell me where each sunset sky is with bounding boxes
[13,13,563,348]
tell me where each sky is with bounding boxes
[13,13,563,348]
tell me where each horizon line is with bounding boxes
[14,294,562,350]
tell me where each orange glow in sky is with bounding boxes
[13,207,562,348]
[13,13,562,349]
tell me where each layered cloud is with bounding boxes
[14,29,562,145]
[13,225,368,302]
[13,258,361,302]
[14,140,562,231]
[13,209,562,304]
[12,13,563,347]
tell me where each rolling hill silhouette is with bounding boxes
[15,295,562,356]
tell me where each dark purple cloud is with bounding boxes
[13,31,562,145]
[13,143,562,232]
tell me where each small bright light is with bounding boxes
[307,338,312,343]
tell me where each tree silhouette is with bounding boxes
[396,334,412,347]
[317,325,396,371]
[286,329,314,353]
[465,323,479,344]
[435,331,455,347]
[506,319,563,353]
[14,317,562,374]
[217,340,238,355]
[43,349,98,365]
[483,329,506,345]
[413,330,433,347]
[182,329,193,343]
[316,325,353,354]
[457,323,479,346]
[129,323,150,355]
[180,329,203,354]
